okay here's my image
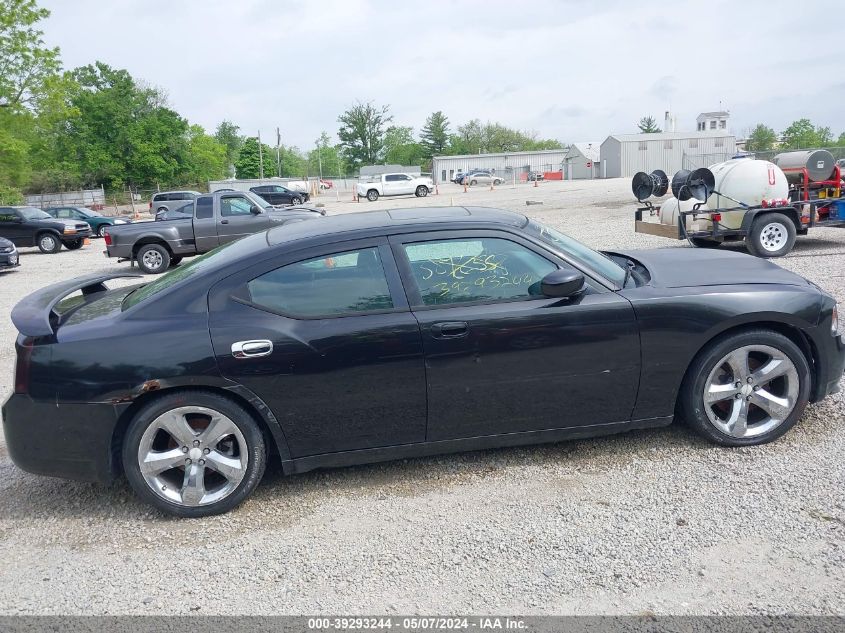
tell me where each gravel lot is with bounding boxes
[0,178,843,615]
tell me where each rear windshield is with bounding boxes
[122,233,266,310]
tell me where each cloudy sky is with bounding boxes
[41,0,843,150]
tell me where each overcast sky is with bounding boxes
[41,0,843,150]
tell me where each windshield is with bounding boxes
[123,239,245,310]
[244,191,273,210]
[525,219,626,287]
[20,207,51,220]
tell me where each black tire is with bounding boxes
[169,256,183,267]
[679,328,810,447]
[470,179,478,186]
[64,239,84,250]
[689,237,722,249]
[37,232,61,254]
[156,206,168,214]
[746,212,796,258]
[366,189,379,202]
[415,185,428,197]
[97,225,108,238]
[136,243,171,275]
[122,391,267,518]
[291,196,302,205]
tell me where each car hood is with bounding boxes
[607,248,810,289]
[36,218,83,229]
[267,208,325,220]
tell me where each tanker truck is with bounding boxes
[632,151,844,257]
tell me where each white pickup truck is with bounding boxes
[356,173,434,202]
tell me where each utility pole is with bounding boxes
[258,130,264,180]
[276,128,281,177]
[316,136,324,181]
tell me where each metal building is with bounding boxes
[431,149,568,184]
[360,164,421,178]
[599,132,736,179]
[564,143,601,180]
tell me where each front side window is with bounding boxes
[246,247,394,318]
[403,237,557,307]
[221,196,254,217]
[385,175,399,182]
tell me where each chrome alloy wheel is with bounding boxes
[137,406,248,507]
[141,249,164,271]
[703,344,799,438]
[40,235,57,251]
[759,222,788,252]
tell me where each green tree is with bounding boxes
[279,144,306,178]
[234,136,261,179]
[637,116,661,133]
[307,132,345,177]
[0,0,61,112]
[382,125,424,166]
[745,124,777,151]
[838,132,845,147]
[337,101,392,168]
[183,124,227,184]
[420,111,450,158]
[782,119,833,149]
[447,119,563,155]
[214,120,241,176]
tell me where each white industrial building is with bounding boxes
[564,143,601,180]
[696,110,730,132]
[431,149,567,184]
[599,132,736,179]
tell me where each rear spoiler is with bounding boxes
[11,273,142,337]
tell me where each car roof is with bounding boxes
[266,206,527,246]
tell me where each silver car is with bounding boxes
[149,190,201,215]
[466,172,505,186]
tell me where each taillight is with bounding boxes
[104,232,112,246]
[149,201,152,209]
[14,339,33,394]
[711,213,722,222]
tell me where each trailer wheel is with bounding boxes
[690,238,722,249]
[747,213,796,258]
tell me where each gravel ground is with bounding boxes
[0,178,843,615]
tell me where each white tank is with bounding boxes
[659,196,710,231]
[706,159,790,229]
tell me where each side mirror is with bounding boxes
[250,206,262,215]
[540,269,585,298]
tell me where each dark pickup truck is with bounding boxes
[104,190,325,274]
[0,206,92,253]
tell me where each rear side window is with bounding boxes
[402,237,557,306]
[246,247,394,318]
[195,196,213,219]
[152,193,167,202]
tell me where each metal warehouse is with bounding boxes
[599,133,736,179]
[564,143,601,180]
[431,149,568,184]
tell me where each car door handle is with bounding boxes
[231,340,273,358]
[220,219,229,224]
[431,322,468,338]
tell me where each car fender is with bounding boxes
[739,206,801,233]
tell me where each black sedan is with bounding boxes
[0,236,19,270]
[3,207,844,517]
[249,184,309,206]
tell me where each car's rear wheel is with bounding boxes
[136,243,171,274]
[415,185,428,197]
[157,206,168,214]
[122,392,267,517]
[169,256,183,267]
[366,190,379,202]
[747,212,796,258]
[65,239,84,250]
[470,179,477,186]
[97,225,108,238]
[680,329,809,446]
[37,233,61,254]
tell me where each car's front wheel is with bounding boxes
[291,196,302,205]
[136,243,171,274]
[680,329,809,446]
[122,391,267,517]
[37,233,61,254]
[415,185,428,197]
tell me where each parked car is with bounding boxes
[528,171,544,182]
[467,171,505,186]
[5,206,844,517]
[155,202,194,221]
[0,236,19,270]
[319,179,333,190]
[356,173,434,201]
[0,206,91,253]
[149,190,201,215]
[45,206,133,237]
[105,190,324,274]
[249,185,309,206]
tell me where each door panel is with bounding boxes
[208,240,427,457]
[217,195,270,243]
